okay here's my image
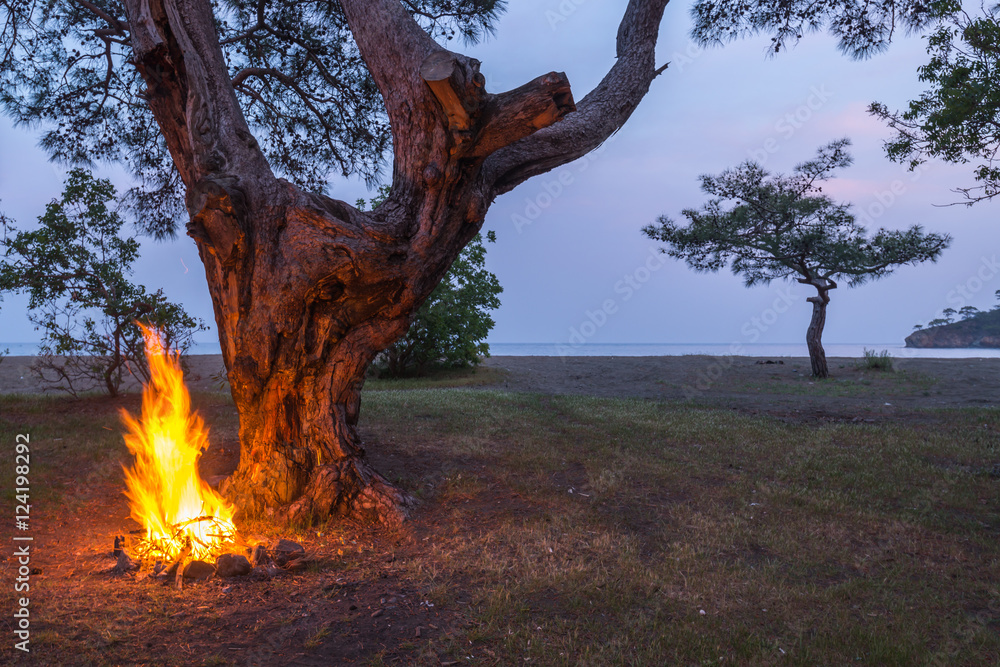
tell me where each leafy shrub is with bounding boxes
[0,170,205,396]
[859,348,893,372]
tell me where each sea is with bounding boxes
[3,341,1000,359]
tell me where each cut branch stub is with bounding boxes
[420,51,485,136]
[420,51,576,159]
[474,72,575,158]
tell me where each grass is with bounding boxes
[729,366,933,398]
[362,365,506,391]
[859,348,895,372]
[1,388,998,665]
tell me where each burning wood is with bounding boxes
[120,325,238,562]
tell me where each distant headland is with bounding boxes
[906,306,1000,348]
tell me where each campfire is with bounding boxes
[120,325,238,562]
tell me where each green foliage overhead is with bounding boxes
[0,169,205,396]
[689,0,1000,204]
[689,0,957,58]
[642,139,951,289]
[870,6,1000,203]
[0,0,506,237]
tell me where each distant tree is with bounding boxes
[994,289,1000,311]
[357,187,503,377]
[0,170,205,396]
[913,324,924,331]
[942,307,957,323]
[643,139,951,378]
[690,1,1000,204]
[959,305,980,320]
[927,318,951,327]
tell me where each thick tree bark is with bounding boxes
[806,294,829,379]
[123,0,669,526]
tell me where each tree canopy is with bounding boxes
[0,0,505,236]
[690,0,1000,203]
[0,168,204,395]
[644,138,951,376]
[644,139,950,290]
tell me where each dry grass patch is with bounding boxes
[0,389,996,665]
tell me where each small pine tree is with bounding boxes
[644,139,950,378]
[959,305,980,320]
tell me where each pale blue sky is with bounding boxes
[1,1,997,349]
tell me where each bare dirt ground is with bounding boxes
[4,353,1000,409]
[481,354,1000,419]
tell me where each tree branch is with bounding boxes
[472,71,576,158]
[481,0,669,195]
[339,0,442,182]
[73,0,129,36]
[124,0,271,195]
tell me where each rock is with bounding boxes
[182,560,216,580]
[270,539,305,566]
[111,550,137,575]
[216,553,252,577]
[249,544,270,567]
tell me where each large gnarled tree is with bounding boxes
[643,139,950,378]
[0,0,670,524]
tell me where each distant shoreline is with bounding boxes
[6,341,1000,359]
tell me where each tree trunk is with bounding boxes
[124,0,669,526]
[222,329,412,526]
[806,293,830,378]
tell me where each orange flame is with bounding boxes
[121,325,236,561]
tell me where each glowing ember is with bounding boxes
[121,325,237,561]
